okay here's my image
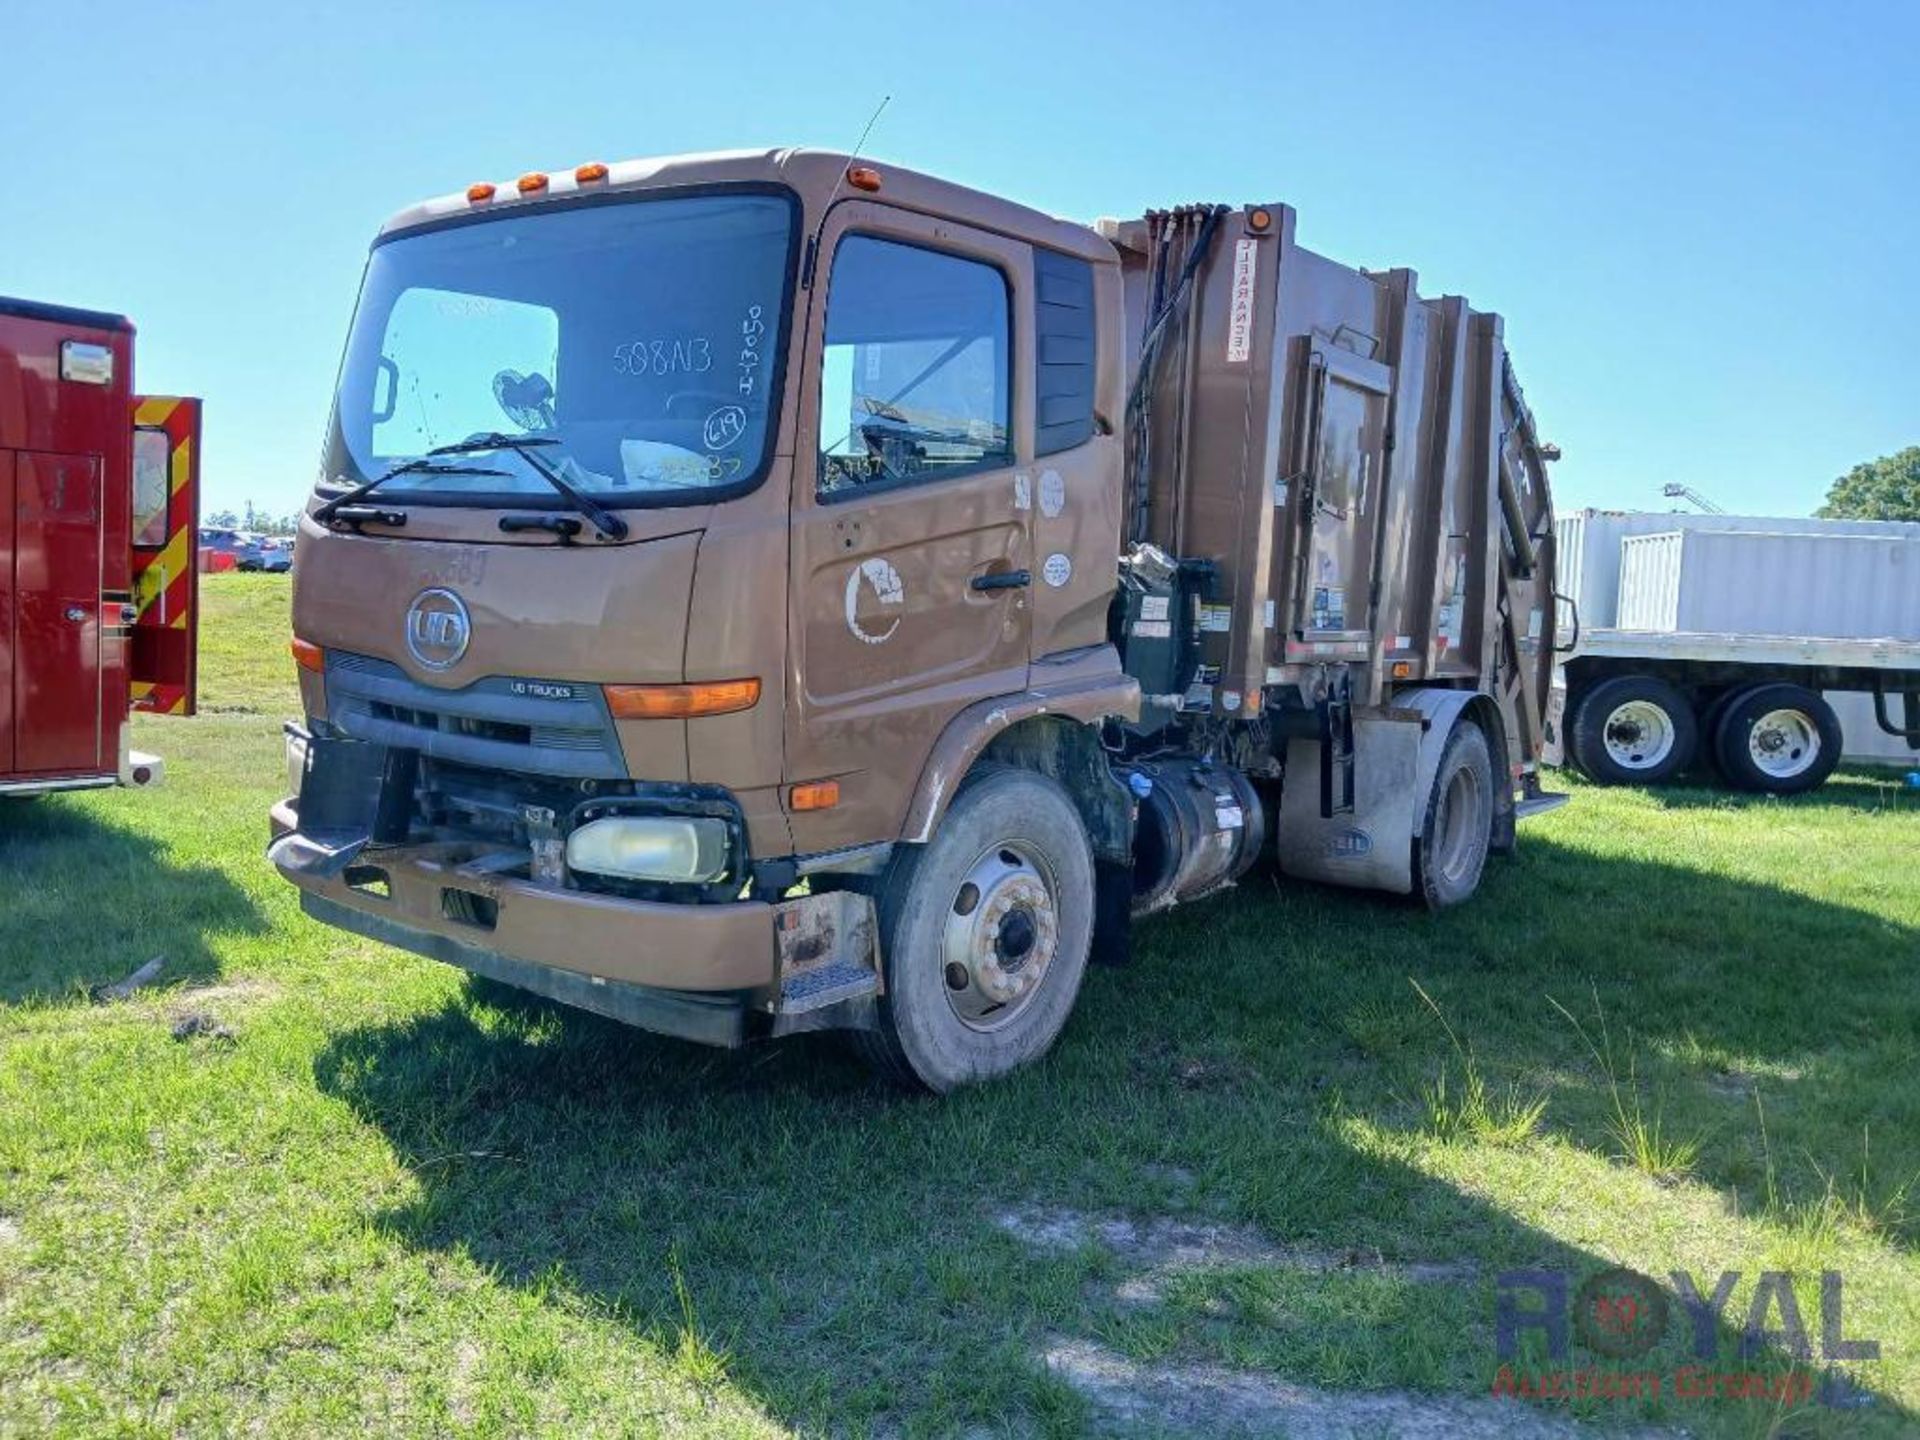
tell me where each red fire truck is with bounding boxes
[1,297,201,800]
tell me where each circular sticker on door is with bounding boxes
[1042,552,1072,588]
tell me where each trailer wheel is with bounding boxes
[1414,719,1494,911]
[1713,684,1841,795]
[853,764,1094,1092]
[1568,675,1697,785]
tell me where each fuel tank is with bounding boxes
[1128,758,1265,913]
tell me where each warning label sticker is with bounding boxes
[1226,238,1258,364]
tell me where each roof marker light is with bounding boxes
[517,172,549,194]
[846,165,883,193]
[466,182,497,203]
[574,162,609,184]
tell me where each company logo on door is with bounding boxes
[406,588,472,670]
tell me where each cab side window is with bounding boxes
[818,235,1011,498]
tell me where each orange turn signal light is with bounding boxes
[1247,206,1273,233]
[846,164,882,193]
[606,678,760,719]
[789,779,840,811]
[517,171,549,194]
[291,638,325,673]
[1390,660,1414,679]
[466,182,497,203]
[574,161,609,184]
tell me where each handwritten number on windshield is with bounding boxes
[613,337,713,376]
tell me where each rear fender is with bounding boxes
[1401,688,1513,849]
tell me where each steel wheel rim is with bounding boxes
[941,840,1060,1032]
[1434,762,1486,885]
[1602,700,1676,771]
[1748,707,1819,779]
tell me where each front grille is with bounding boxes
[326,653,626,779]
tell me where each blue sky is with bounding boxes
[4,1,1913,520]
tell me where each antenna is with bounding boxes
[803,95,891,288]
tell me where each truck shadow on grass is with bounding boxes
[0,799,266,1003]
[1641,767,1918,815]
[310,841,1918,1435]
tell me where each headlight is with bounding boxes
[565,816,729,884]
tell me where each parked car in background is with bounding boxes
[200,528,294,573]
[199,526,251,567]
[248,536,294,573]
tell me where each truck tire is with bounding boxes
[1413,719,1494,910]
[1713,684,1841,795]
[1568,675,1697,785]
[854,764,1094,1092]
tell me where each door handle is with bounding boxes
[970,568,1031,592]
[64,605,88,624]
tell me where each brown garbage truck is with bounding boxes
[270,149,1562,1090]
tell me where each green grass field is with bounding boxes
[3,572,1918,1437]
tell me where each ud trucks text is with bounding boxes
[1,298,201,802]
[270,150,1561,1090]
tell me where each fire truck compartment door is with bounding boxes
[13,451,104,774]
[130,397,202,716]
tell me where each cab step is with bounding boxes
[780,960,880,1014]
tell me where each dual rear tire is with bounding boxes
[1569,675,1840,794]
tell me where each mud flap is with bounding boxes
[1542,681,1567,768]
[268,735,416,880]
[1276,715,1422,895]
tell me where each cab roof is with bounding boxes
[376,148,1116,266]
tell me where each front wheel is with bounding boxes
[1713,684,1841,794]
[854,765,1094,1092]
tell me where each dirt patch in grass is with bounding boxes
[171,979,281,1006]
[997,1203,1476,1298]
[1044,1337,1622,1438]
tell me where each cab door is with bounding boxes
[785,203,1035,850]
[129,397,202,716]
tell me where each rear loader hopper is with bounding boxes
[269,149,1561,1090]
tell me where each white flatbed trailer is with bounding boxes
[1547,510,1920,793]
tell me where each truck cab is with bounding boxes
[272,150,1559,1089]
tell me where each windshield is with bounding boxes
[323,190,795,506]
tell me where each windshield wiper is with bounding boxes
[456,432,630,541]
[314,433,629,541]
[313,453,511,526]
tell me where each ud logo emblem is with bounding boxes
[405,588,471,670]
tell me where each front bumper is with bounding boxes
[270,798,779,994]
[270,797,880,1046]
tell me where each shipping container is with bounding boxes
[1616,529,1920,640]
